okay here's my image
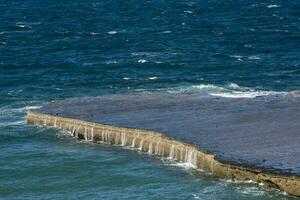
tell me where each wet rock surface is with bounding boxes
[36,93,300,176]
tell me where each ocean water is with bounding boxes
[1,0,299,199]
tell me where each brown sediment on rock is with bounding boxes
[27,110,300,197]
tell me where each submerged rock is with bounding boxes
[27,93,300,196]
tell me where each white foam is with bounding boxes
[248,55,261,60]
[164,161,198,170]
[238,186,265,196]
[138,59,147,63]
[228,83,240,89]
[105,60,118,64]
[149,77,157,80]
[165,84,283,98]
[89,32,100,35]
[192,84,220,90]
[230,55,243,61]
[25,106,41,110]
[192,194,201,199]
[16,24,26,28]
[281,191,288,196]
[184,10,193,14]
[132,52,153,56]
[107,31,117,35]
[15,22,30,28]
[0,120,25,127]
[210,91,277,98]
[267,4,280,8]
[123,77,131,80]
[3,106,41,114]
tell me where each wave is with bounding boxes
[0,120,25,127]
[138,59,147,63]
[15,22,31,29]
[0,105,41,115]
[107,31,117,35]
[267,4,280,8]
[165,83,284,98]
[0,104,43,128]
[89,32,100,35]
[10,106,42,113]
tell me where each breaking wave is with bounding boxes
[165,83,284,98]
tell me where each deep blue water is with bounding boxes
[1,0,299,199]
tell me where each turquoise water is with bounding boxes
[1,0,299,199]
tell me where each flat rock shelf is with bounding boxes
[27,93,300,196]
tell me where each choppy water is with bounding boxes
[1,0,299,199]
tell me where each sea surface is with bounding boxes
[1,0,299,199]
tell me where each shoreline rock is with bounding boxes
[27,110,300,196]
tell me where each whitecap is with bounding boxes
[230,55,243,61]
[166,84,283,98]
[9,106,41,113]
[149,77,157,80]
[0,120,25,127]
[16,24,26,28]
[162,30,171,34]
[192,84,220,90]
[25,106,41,110]
[15,23,30,28]
[105,60,118,64]
[123,77,131,80]
[192,194,201,199]
[132,52,150,56]
[267,4,280,8]
[138,59,147,63]
[184,10,193,14]
[0,105,42,119]
[248,55,261,60]
[210,91,277,98]
[89,32,100,35]
[107,31,117,35]
[166,84,221,94]
[132,52,155,56]
[228,83,240,89]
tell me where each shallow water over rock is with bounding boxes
[37,93,300,176]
